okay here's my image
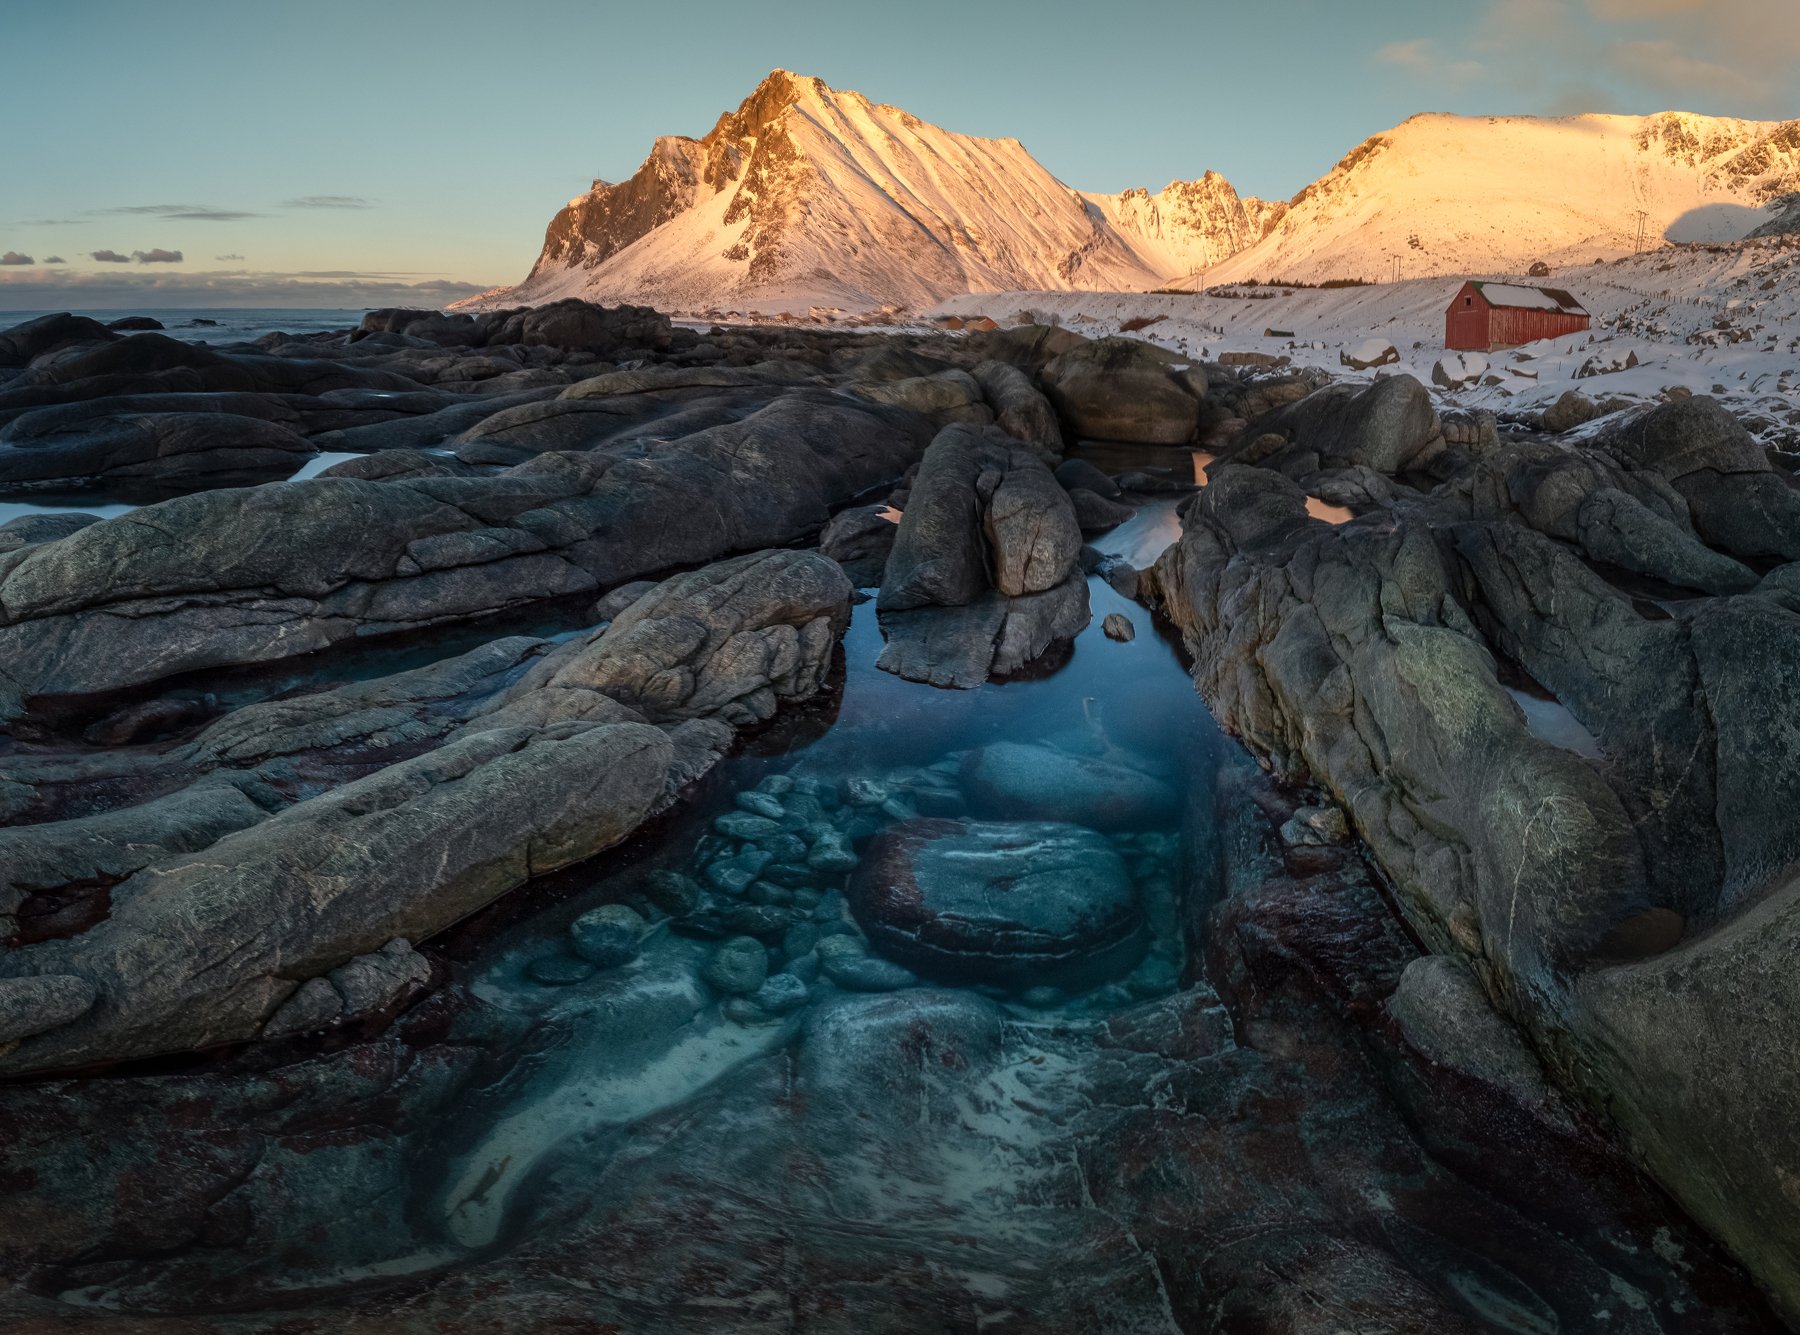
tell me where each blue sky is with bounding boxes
[3,0,1794,307]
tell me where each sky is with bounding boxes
[3,0,1795,309]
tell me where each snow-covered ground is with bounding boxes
[930,236,1800,447]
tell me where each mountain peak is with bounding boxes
[508,72,1271,312]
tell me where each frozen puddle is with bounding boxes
[287,451,365,481]
[1507,686,1603,759]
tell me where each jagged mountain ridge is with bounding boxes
[489,71,1277,313]
[1207,110,1800,285]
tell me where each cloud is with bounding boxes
[1390,0,1800,118]
[0,252,33,266]
[17,218,84,226]
[0,267,491,310]
[216,253,245,261]
[43,256,66,265]
[104,204,261,221]
[133,249,184,264]
[1373,37,1484,82]
[282,195,374,210]
[91,249,131,263]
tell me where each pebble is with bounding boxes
[806,830,859,874]
[736,791,787,820]
[528,954,596,987]
[821,948,916,992]
[568,904,646,967]
[640,869,702,916]
[786,949,822,983]
[745,881,793,906]
[701,936,769,995]
[753,973,812,1014]
[724,904,795,939]
[760,832,810,863]
[715,812,784,842]
[1103,612,1136,642]
[754,774,795,797]
[783,922,821,958]
[761,862,817,888]
[843,777,889,808]
[706,848,771,894]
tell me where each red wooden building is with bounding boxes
[1445,281,1590,351]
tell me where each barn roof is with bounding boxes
[1466,282,1588,315]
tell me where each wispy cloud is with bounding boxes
[0,252,34,266]
[43,256,66,265]
[282,195,374,210]
[133,248,183,264]
[1374,37,1483,80]
[102,203,262,222]
[16,218,84,226]
[216,253,245,261]
[91,249,131,263]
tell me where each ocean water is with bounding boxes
[0,307,372,344]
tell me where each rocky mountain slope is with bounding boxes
[476,71,1278,315]
[1207,111,1800,285]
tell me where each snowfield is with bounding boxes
[929,236,1800,448]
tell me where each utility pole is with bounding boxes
[1633,210,1649,255]
[1390,255,1401,284]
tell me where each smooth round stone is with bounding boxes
[736,791,787,820]
[715,811,783,841]
[701,936,769,995]
[755,775,795,798]
[806,829,859,874]
[640,869,702,916]
[824,954,916,993]
[959,741,1180,832]
[761,862,818,888]
[753,972,812,1014]
[706,848,770,894]
[568,903,646,967]
[849,818,1146,990]
[528,954,597,987]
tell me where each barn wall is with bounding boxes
[1486,308,1590,349]
[1446,302,1489,351]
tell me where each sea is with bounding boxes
[0,308,373,344]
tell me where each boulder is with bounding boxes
[1068,487,1135,533]
[0,312,116,368]
[817,503,899,587]
[1340,339,1399,370]
[1543,390,1601,433]
[849,819,1145,988]
[1040,337,1205,444]
[970,359,1062,450]
[1229,373,1444,476]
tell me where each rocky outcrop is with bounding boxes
[876,425,1087,687]
[0,393,927,719]
[1226,372,1445,474]
[0,409,315,494]
[1143,393,1800,1321]
[0,548,852,1075]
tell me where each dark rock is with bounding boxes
[817,503,899,587]
[1102,612,1136,642]
[104,316,165,332]
[1053,456,1121,498]
[1040,337,1205,444]
[569,904,647,967]
[971,359,1062,450]
[0,409,316,493]
[0,312,116,368]
[1068,487,1135,533]
[702,936,769,994]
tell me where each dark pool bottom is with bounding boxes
[0,463,1783,1333]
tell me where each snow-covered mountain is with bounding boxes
[475,71,1277,315]
[1207,112,1800,285]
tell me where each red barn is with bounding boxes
[1445,281,1590,351]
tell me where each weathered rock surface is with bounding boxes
[1144,389,1800,1320]
[0,394,926,718]
[0,548,852,1075]
[0,408,316,493]
[1226,371,1445,474]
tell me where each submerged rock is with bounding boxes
[959,740,1179,832]
[850,818,1145,989]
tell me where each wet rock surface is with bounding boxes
[0,309,1791,1331]
[850,818,1146,988]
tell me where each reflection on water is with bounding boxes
[0,499,137,528]
[1506,684,1604,759]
